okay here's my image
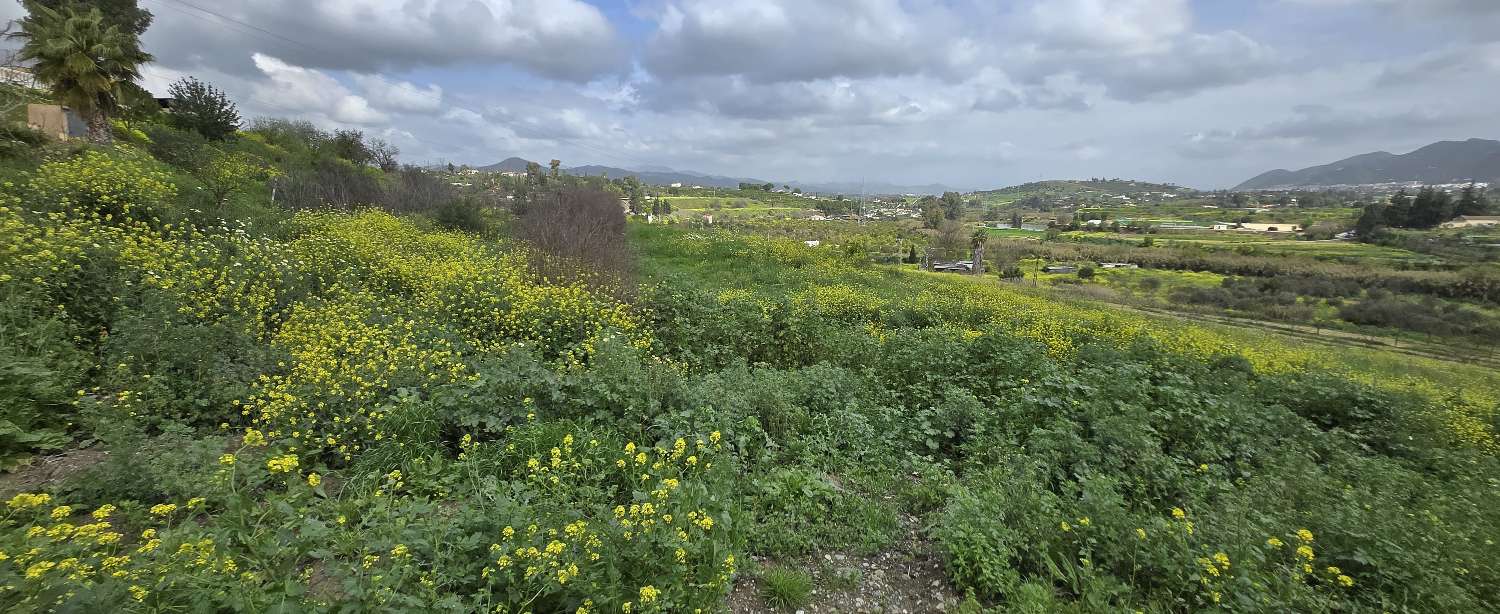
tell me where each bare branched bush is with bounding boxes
[515,188,633,294]
[380,166,455,213]
[273,158,382,210]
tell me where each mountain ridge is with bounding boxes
[1236,138,1500,189]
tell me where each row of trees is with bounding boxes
[1356,184,1490,237]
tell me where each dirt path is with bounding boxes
[1120,304,1500,369]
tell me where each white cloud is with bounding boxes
[249,54,388,125]
[353,75,443,113]
[143,0,623,81]
[643,0,972,83]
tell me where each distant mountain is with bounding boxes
[473,157,950,195]
[478,157,533,172]
[1235,138,1500,190]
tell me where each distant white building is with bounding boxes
[1237,222,1301,233]
[1441,216,1500,229]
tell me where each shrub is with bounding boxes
[516,188,632,289]
[432,197,487,234]
[25,147,176,221]
[142,123,207,169]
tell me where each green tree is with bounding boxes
[1009,210,1022,228]
[918,195,942,229]
[940,191,964,220]
[1407,186,1454,229]
[1385,189,1413,227]
[549,159,561,179]
[12,3,152,142]
[32,0,151,36]
[167,77,241,140]
[1456,183,1489,216]
[328,129,371,165]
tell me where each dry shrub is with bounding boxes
[515,188,633,294]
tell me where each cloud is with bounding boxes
[1027,0,1191,55]
[353,75,443,113]
[142,0,623,81]
[1375,42,1500,85]
[249,54,388,125]
[1006,1,1281,102]
[1178,105,1461,158]
[642,0,972,83]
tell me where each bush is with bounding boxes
[25,147,177,221]
[516,188,632,289]
[432,197,487,234]
[142,123,207,170]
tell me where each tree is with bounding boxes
[918,195,942,229]
[1385,189,1413,228]
[549,159,561,179]
[166,76,241,140]
[1457,183,1489,216]
[525,161,545,186]
[933,220,966,260]
[12,3,152,142]
[328,129,372,165]
[1009,210,1022,228]
[905,244,917,264]
[369,138,399,172]
[114,80,160,126]
[1407,186,1454,229]
[33,0,151,36]
[940,191,964,220]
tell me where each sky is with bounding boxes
[4,0,1499,190]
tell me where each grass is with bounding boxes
[760,566,814,611]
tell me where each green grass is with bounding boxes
[760,566,814,611]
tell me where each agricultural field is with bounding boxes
[970,217,1500,354]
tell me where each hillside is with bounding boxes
[1236,138,1500,189]
[971,178,1196,208]
[476,156,949,195]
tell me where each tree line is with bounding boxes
[1356,184,1490,237]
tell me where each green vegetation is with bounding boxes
[758,566,814,611]
[2,5,1498,612]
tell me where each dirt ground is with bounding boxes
[727,514,965,614]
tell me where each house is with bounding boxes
[1211,223,1232,230]
[27,104,87,140]
[1441,216,1500,229]
[931,261,974,273]
[1042,265,1078,274]
[1236,222,1301,233]
[1099,262,1137,269]
[803,240,821,247]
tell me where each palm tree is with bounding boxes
[11,3,151,142]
